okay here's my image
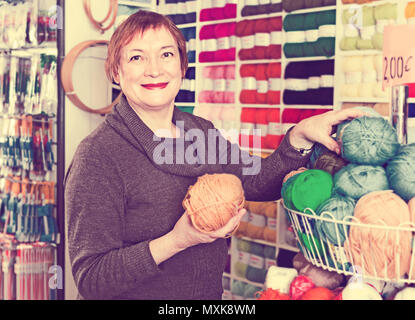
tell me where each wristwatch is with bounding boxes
[292,146,313,156]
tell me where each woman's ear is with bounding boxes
[113,71,120,85]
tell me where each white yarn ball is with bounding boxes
[265,266,298,294]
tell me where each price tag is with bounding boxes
[383,25,415,89]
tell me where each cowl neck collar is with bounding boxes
[105,95,223,177]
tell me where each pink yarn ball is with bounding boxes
[289,275,315,300]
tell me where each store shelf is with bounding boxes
[232,274,266,288]
[118,0,152,7]
[281,104,334,110]
[337,50,382,56]
[236,236,277,247]
[284,55,335,62]
[286,5,337,15]
[198,60,236,66]
[338,97,389,103]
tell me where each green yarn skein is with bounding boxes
[386,143,415,201]
[333,163,389,200]
[337,116,400,166]
[315,195,355,246]
[282,169,333,212]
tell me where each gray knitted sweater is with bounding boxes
[64,95,310,300]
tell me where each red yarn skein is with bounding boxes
[198,66,214,103]
[255,64,269,104]
[266,109,282,149]
[267,16,283,59]
[237,20,255,60]
[239,108,256,148]
[255,108,268,148]
[266,63,282,105]
[254,18,271,60]
[240,64,257,104]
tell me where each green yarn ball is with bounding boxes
[282,169,333,212]
[315,195,356,246]
[298,231,325,258]
[337,116,400,166]
[386,143,415,201]
[333,163,389,200]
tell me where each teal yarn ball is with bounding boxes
[315,195,356,246]
[333,163,389,199]
[337,116,400,166]
[386,143,415,201]
[248,242,265,257]
[336,107,383,139]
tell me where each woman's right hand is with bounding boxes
[171,208,247,251]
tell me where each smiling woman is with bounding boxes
[65,10,367,301]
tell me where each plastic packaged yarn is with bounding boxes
[336,116,400,166]
[183,173,245,233]
[333,164,389,200]
[265,266,298,294]
[386,143,415,202]
[293,253,344,290]
[343,190,413,280]
[282,169,333,212]
[315,195,356,246]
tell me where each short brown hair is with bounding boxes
[105,10,188,82]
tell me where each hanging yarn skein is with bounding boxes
[344,190,412,280]
[183,174,245,233]
[386,143,415,202]
[336,116,400,166]
[333,163,389,200]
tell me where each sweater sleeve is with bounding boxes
[217,127,312,202]
[65,140,163,300]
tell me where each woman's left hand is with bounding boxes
[289,108,368,155]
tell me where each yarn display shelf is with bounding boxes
[239,12,283,20]
[199,18,239,26]
[237,58,282,64]
[198,60,236,66]
[236,235,277,248]
[281,104,334,109]
[175,22,197,28]
[342,0,400,9]
[283,55,335,62]
[285,5,337,15]
[283,204,415,284]
[238,103,281,109]
[338,49,381,56]
[118,0,152,7]
[338,97,389,103]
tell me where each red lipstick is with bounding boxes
[142,82,168,90]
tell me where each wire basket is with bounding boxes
[283,203,415,284]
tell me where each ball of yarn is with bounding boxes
[298,231,325,258]
[337,116,400,166]
[340,282,383,300]
[234,261,248,278]
[231,280,246,298]
[244,284,263,299]
[386,143,415,201]
[300,287,335,300]
[256,288,291,300]
[394,287,415,300]
[315,195,356,245]
[290,275,315,300]
[265,266,298,294]
[237,239,251,252]
[333,164,389,200]
[183,173,245,233]
[344,190,412,280]
[309,143,331,168]
[246,266,267,284]
[282,169,333,212]
[409,197,415,223]
[293,253,344,290]
[314,151,349,176]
